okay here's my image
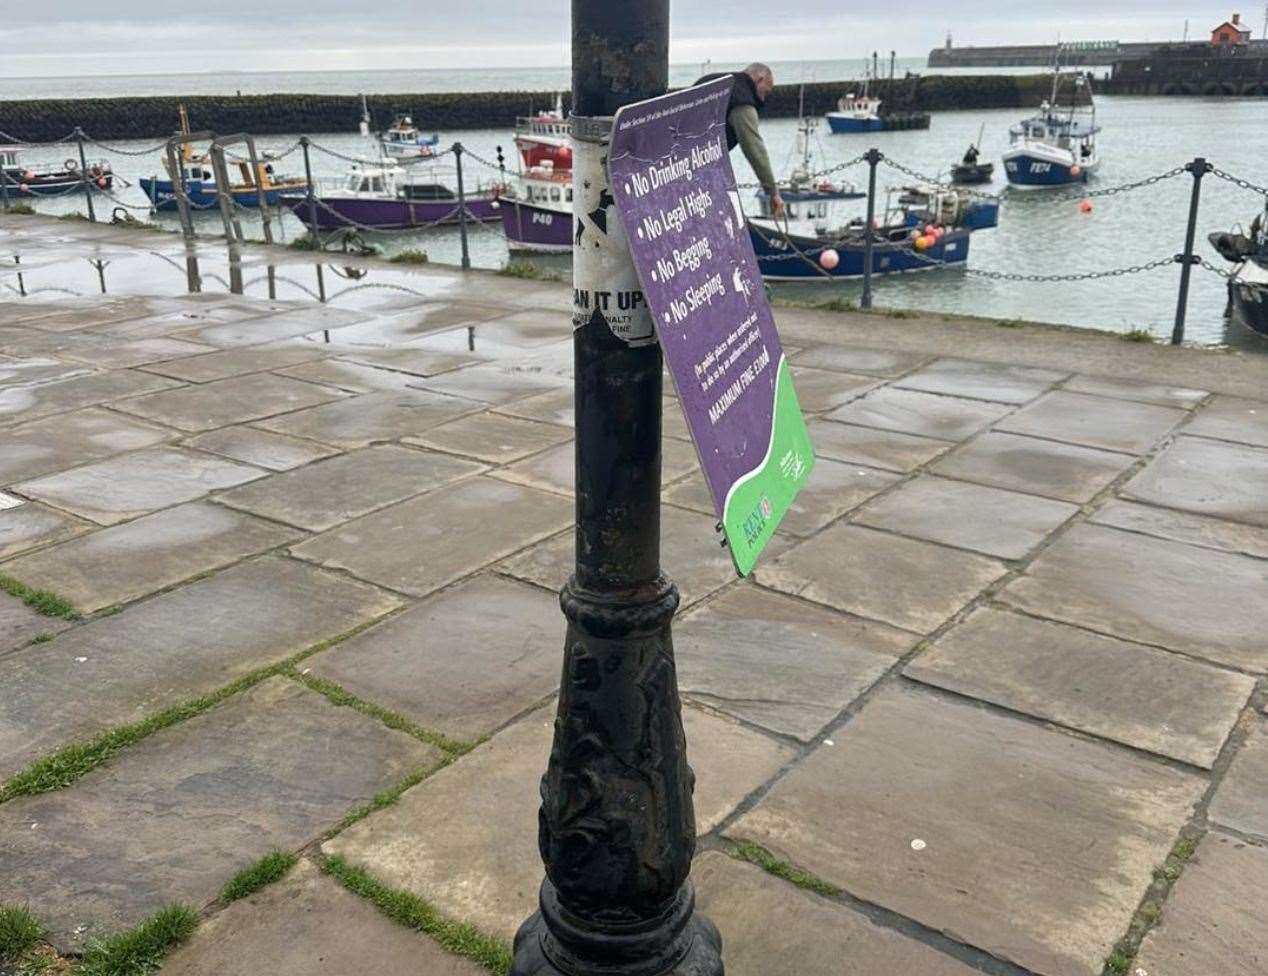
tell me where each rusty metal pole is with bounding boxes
[510,1,722,974]
[74,128,97,223]
[1171,156,1211,345]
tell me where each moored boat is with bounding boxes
[1003,73,1100,188]
[825,88,883,134]
[1,144,113,197]
[287,159,502,232]
[499,160,573,252]
[379,114,440,160]
[513,95,572,170]
[1211,211,1268,339]
[141,155,306,211]
[951,136,994,184]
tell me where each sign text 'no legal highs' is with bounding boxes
[609,76,814,575]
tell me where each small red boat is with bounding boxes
[1,145,113,197]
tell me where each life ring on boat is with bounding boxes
[64,158,79,171]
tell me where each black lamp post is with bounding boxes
[510,2,723,974]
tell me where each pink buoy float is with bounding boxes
[818,248,840,271]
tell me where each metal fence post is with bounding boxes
[244,137,274,246]
[861,148,882,310]
[454,142,472,271]
[75,127,97,223]
[1171,156,1211,345]
[1,159,10,212]
[300,137,320,246]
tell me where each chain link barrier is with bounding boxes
[1199,258,1235,279]
[80,135,172,157]
[1210,167,1268,199]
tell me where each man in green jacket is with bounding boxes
[695,63,785,219]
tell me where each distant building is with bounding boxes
[1211,13,1253,47]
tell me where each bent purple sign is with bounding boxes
[609,77,814,576]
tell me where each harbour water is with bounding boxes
[4,63,1266,348]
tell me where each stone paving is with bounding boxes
[0,216,1266,976]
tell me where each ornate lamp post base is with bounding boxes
[512,882,722,976]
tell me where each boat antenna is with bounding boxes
[359,93,371,138]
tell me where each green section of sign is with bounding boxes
[720,355,815,576]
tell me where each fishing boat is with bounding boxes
[1210,209,1268,339]
[825,72,883,134]
[499,160,573,252]
[139,106,307,211]
[951,129,994,184]
[896,183,1000,232]
[748,113,988,281]
[286,159,502,232]
[379,114,440,160]
[1003,73,1100,188]
[513,94,572,169]
[0,144,113,197]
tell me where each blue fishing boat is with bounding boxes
[746,115,990,280]
[1003,74,1100,188]
[824,87,883,134]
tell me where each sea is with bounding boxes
[4,59,1266,349]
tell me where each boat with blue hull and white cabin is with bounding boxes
[825,82,883,134]
[1003,73,1100,188]
[747,114,993,280]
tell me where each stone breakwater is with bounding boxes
[1,75,1076,142]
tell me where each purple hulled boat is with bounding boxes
[288,161,502,232]
[500,161,572,252]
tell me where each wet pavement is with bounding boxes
[1,213,1266,976]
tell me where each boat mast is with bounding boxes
[359,94,370,138]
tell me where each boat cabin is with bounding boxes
[835,93,882,117]
[0,146,21,170]
[1009,108,1099,156]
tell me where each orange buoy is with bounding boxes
[819,248,840,270]
[914,236,930,251]
[1070,164,1083,178]
[96,177,107,188]
[1079,199,1093,214]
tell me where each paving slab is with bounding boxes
[16,295,178,333]
[929,430,1137,502]
[786,367,879,413]
[781,457,903,536]
[337,345,482,377]
[217,445,482,532]
[661,472,717,515]
[1134,833,1268,976]
[894,357,1068,404]
[0,501,86,560]
[855,475,1078,559]
[494,437,698,497]
[273,358,422,392]
[306,574,561,741]
[677,585,913,741]
[805,418,952,472]
[1001,523,1268,672]
[0,502,301,613]
[906,607,1253,768]
[1122,436,1268,527]
[501,505,746,609]
[0,677,438,949]
[410,363,567,405]
[826,387,1013,441]
[730,683,1204,976]
[257,388,479,448]
[323,704,794,941]
[159,857,486,976]
[140,345,327,383]
[760,524,1004,633]
[1089,498,1268,559]
[182,426,339,471]
[1180,394,1268,447]
[113,371,347,432]
[0,592,69,654]
[995,390,1184,454]
[59,336,216,370]
[1208,719,1268,838]
[494,388,574,427]
[293,477,572,596]
[0,369,179,426]
[0,407,172,485]
[694,853,983,976]
[0,355,89,388]
[14,447,264,525]
[789,344,928,377]
[0,556,400,780]
[1060,374,1208,409]
[406,411,572,463]
[182,306,369,346]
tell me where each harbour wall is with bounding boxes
[1,76,1076,143]
[929,39,1268,69]
[1104,44,1268,95]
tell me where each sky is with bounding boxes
[3,2,1262,78]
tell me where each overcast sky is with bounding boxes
[3,2,1257,77]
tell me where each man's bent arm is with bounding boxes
[730,105,778,195]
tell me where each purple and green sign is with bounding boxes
[610,77,814,576]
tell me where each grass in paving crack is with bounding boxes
[389,249,429,265]
[1121,327,1155,343]
[0,574,79,621]
[1102,832,1201,976]
[322,856,511,974]
[287,668,470,755]
[727,840,842,899]
[220,850,298,903]
[0,619,388,805]
[4,203,37,215]
[0,905,44,964]
[77,905,197,976]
